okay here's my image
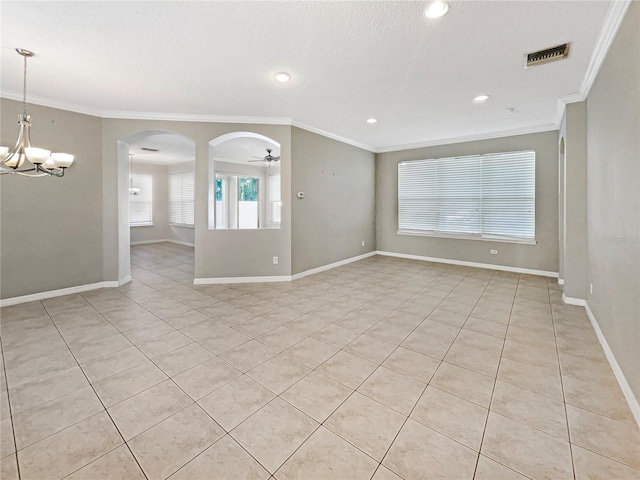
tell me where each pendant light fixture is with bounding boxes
[129,154,140,196]
[0,48,74,177]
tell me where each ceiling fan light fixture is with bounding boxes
[424,1,449,19]
[274,72,291,82]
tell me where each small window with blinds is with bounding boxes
[129,173,153,226]
[169,171,195,227]
[398,150,535,242]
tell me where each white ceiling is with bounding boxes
[0,1,616,151]
[127,133,195,165]
[213,136,280,166]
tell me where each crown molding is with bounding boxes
[291,120,376,152]
[579,0,631,99]
[101,110,293,125]
[1,90,103,117]
[375,123,559,154]
[554,0,631,128]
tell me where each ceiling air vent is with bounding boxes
[140,147,159,152]
[526,43,570,68]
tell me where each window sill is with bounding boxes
[131,223,154,227]
[169,223,195,229]
[397,230,537,245]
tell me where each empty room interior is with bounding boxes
[0,1,639,479]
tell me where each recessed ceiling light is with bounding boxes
[424,1,449,19]
[473,94,491,103]
[274,72,291,82]
[367,118,378,124]
[504,108,515,115]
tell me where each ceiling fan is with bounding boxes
[249,148,280,165]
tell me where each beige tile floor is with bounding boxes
[1,242,639,479]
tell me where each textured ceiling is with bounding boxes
[0,1,614,151]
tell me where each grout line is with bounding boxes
[0,334,22,480]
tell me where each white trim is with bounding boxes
[0,281,122,307]
[558,278,565,285]
[0,90,102,117]
[375,124,559,154]
[585,302,640,427]
[118,276,132,287]
[554,1,632,127]
[130,239,195,247]
[376,250,558,278]
[291,252,377,280]
[194,275,292,285]
[562,292,586,306]
[579,0,632,99]
[397,230,537,245]
[291,120,376,152]
[193,251,377,285]
[103,111,293,125]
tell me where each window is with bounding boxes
[268,173,281,224]
[398,150,535,242]
[169,171,195,226]
[215,174,260,229]
[129,173,153,226]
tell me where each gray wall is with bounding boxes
[585,2,639,401]
[376,131,559,273]
[291,127,376,274]
[561,103,588,299]
[129,162,171,244]
[101,119,292,282]
[1,99,104,298]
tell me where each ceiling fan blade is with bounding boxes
[251,156,264,159]
[272,157,281,161]
[248,160,265,163]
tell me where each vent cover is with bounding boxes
[526,43,570,68]
[140,147,159,152]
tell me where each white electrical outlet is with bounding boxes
[273,256,279,265]
[490,249,498,255]
[362,241,365,247]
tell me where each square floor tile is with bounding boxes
[430,362,494,408]
[198,375,275,431]
[276,426,378,479]
[411,386,488,450]
[169,435,270,480]
[65,445,145,480]
[481,412,573,480]
[128,404,224,480]
[325,392,405,461]
[107,380,192,440]
[315,351,378,389]
[219,340,278,372]
[383,418,478,480]
[230,398,318,474]
[281,371,353,423]
[358,366,426,415]
[172,357,241,400]
[153,343,214,377]
[282,337,339,368]
[246,354,311,394]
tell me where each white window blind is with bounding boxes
[398,150,535,241]
[169,171,195,226]
[129,173,153,226]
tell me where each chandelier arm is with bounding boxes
[36,164,65,177]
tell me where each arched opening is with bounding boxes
[116,130,196,284]
[208,132,281,230]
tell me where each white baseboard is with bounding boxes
[562,292,586,306]
[291,251,377,280]
[131,239,195,247]
[118,276,133,287]
[375,251,559,278]
[585,303,640,427]
[194,275,292,285]
[0,280,122,307]
[194,251,377,285]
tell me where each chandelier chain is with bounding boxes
[22,53,28,115]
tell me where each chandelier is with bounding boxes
[0,48,74,177]
[129,154,139,195]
